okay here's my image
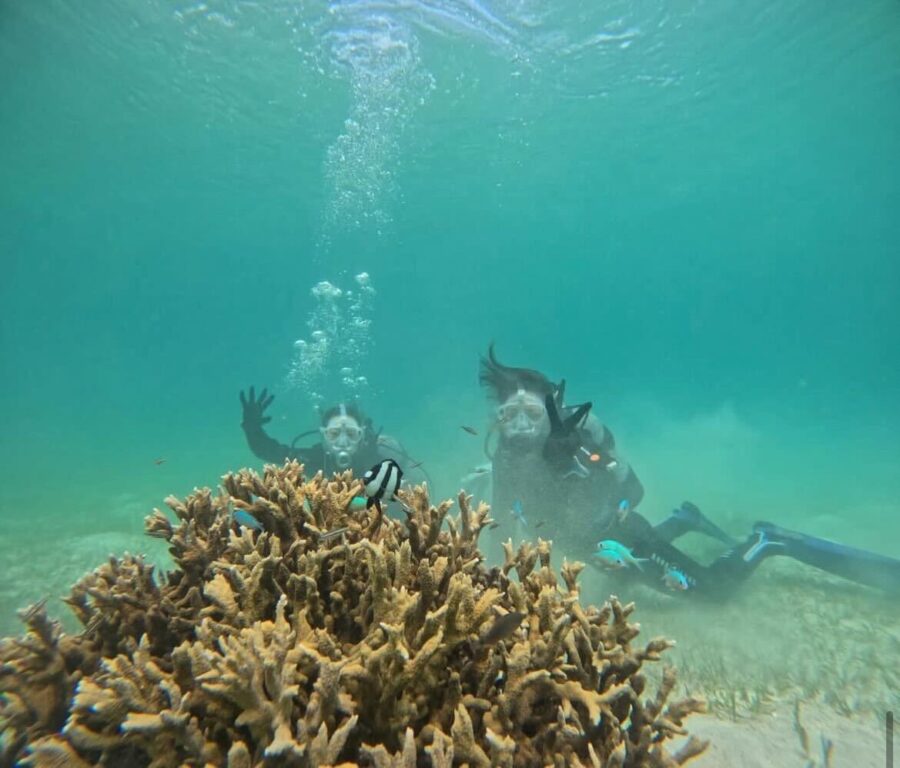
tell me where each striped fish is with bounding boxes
[362,459,403,513]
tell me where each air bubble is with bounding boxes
[285,273,376,410]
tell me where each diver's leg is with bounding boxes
[704,527,785,588]
[751,521,900,593]
[602,510,743,599]
[653,501,738,546]
[651,511,689,542]
[626,535,747,600]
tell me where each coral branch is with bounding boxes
[1,462,706,767]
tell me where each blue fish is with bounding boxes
[233,509,263,531]
[510,499,528,526]
[593,539,646,570]
[662,567,690,591]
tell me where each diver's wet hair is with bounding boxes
[319,402,367,426]
[479,343,558,402]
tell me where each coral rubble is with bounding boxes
[1,461,707,767]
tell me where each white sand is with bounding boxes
[684,702,886,767]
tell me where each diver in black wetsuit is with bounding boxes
[475,346,900,598]
[477,345,644,560]
[239,386,426,482]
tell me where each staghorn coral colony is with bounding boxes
[0,462,708,767]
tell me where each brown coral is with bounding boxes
[0,461,707,767]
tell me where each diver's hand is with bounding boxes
[240,386,275,431]
[541,394,592,472]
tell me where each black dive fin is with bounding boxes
[546,393,592,436]
[555,379,566,407]
[564,401,592,432]
[545,394,565,434]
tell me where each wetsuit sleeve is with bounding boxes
[242,422,318,467]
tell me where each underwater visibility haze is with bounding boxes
[1,0,899,764]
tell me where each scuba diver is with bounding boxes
[477,344,644,558]
[239,386,427,483]
[475,345,900,599]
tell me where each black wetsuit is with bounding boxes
[494,397,900,598]
[491,419,645,562]
[604,505,900,598]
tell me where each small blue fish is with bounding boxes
[348,496,368,510]
[662,567,690,591]
[233,509,263,531]
[593,539,646,570]
[510,499,527,526]
[617,499,631,522]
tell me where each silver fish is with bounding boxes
[319,526,350,542]
[480,611,526,645]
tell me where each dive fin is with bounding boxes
[555,379,566,407]
[753,521,900,593]
[563,401,592,432]
[545,394,565,434]
[545,394,592,436]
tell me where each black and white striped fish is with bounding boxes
[361,459,403,513]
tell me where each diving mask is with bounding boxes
[321,405,364,468]
[497,389,549,441]
[322,423,363,443]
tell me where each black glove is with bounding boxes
[542,394,592,473]
[240,386,275,432]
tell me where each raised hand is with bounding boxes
[239,386,275,430]
[542,394,592,472]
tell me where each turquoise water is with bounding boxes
[1,0,899,742]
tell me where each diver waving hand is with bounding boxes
[473,345,900,600]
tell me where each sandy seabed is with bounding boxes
[2,498,897,767]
